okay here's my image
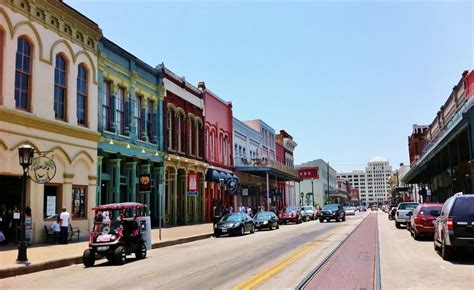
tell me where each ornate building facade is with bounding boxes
[160,65,206,225]
[0,0,101,242]
[96,37,165,225]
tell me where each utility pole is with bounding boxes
[326,161,330,204]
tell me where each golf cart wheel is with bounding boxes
[114,246,126,265]
[135,242,147,260]
[82,249,95,268]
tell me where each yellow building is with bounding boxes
[0,1,101,243]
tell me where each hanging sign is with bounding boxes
[29,156,56,184]
[188,173,198,192]
[227,178,239,194]
[139,174,151,193]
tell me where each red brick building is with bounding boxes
[198,82,236,222]
[408,125,429,166]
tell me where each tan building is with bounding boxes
[0,1,101,243]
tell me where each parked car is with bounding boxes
[408,204,442,240]
[395,202,419,228]
[214,213,255,237]
[319,204,346,222]
[371,205,379,211]
[359,205,367,212]
[343,206,356,216]
[388,204,399,220]
[301,206,317,221]
[434,193,474,260]
[279,207,302,224]
[83,202,150,267]
[254,211,279,230]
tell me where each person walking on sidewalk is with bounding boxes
[59,208,71,244]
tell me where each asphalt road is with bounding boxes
[1,213,367,289]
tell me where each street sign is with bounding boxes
[188,191,199,197]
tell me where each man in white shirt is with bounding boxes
[59,208,71,244]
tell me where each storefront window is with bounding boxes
[72,186,87,218]
[44,184,61,219]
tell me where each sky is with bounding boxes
[67,0,473,172]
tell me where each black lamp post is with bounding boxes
[17,144,34,262]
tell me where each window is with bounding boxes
[147,100,154,142]
[210,131,215,161]
[72,186,86,218]
[77,64,88,126]
[43,184,61,219]
[15,37,32,110]
[0,29,4,101]
[116,87,125,134]
[176,113,182,150]
[136,95,144,140]
[54,54,67,120]
[102,80,112,131]
[167,109,173,149]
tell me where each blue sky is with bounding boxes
[67,0,473,172]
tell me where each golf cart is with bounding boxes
[82,202,151,267]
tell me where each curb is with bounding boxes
[0,233,213,279]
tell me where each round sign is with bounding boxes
[227,178,239,194]
[29,156,56,184]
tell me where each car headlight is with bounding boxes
[263,221,268,225]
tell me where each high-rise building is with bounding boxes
[337,157,393,204]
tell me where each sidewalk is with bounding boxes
[0,223,213,279]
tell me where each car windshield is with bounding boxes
[451,197,474,216]
[398,203,418,210]
[323,204,339,211]
[221,214,242,222]
[283,207,297,212]
[255,212,272,219]
[419,206,442,216]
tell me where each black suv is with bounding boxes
[319,204,346,222]
[434,193,474,260]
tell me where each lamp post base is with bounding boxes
[17,241,28,262]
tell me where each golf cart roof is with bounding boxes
[92,202,147,211]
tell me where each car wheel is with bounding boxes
[413,231,420,241]
[82,249,95,268]
[342,215,346,222]
[215,233,220,238]
[114,246,126,265]
[240,226,245,236]
[335,217,340,222]
[250,225,255,234]
[276,222,279,229]
[135,242,147,260]
[395,222,401,229]
[319,218,324,223]
[441,240,453,261]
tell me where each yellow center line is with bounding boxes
[233,218,361,290]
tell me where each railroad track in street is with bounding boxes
[296,213,381,290]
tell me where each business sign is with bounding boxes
[46,195,56,216]
[298,167,319,180]
[227,178,239,194]
[139,174,151,193]
[188,173,198,192]
[242,188,249,196]
[29,156,56,184]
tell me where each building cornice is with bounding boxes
[0,107,100,142]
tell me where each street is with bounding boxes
[2,211,473,289]
[1,214,366,289]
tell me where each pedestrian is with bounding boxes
[50,216,61,244]
[229,206,233,213]
[239,204,246,213]
[213,204,222,225]
[102,210,110,225]
[59,207,70,244]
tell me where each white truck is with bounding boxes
[395,202,419,228]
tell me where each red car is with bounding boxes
[279,207,302,224]
[408,203,442,240]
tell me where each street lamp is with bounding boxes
[17,144,34,262]
[311,178,315,206]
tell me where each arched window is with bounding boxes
[167,109,173,149]
[15,37,32,110]
[54,54,67,120]
[77,64,88,126]
[0,29,4,101]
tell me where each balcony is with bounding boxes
[235,157,300,181]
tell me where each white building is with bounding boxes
[296,159,337,207]
[338,157,393,205]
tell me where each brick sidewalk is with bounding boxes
[0,223,213,278]
[305,213,378,289]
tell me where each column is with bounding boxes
[151,165,163,222]
[108,159,121,203]
[266,172,270,210]
[139,163,151,206]
[96,156,103,205]
[125,161,137,202]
